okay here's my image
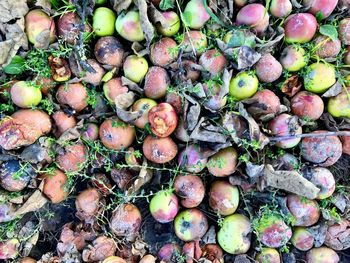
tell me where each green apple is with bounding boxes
[304,62,336,93]
[93,7,116,36]
[132,98,158,129]
[123,55,149,83]
[156,11,180,37]
[10,81,42,108]
[217,214,251,254]
[174,208,208,241]
[115,11,145,42]
[328,86,350,118]
[95,0,106,5]
[229,71,259,100]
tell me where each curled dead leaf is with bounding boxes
[281,75,302,97]
[126,159,153,196]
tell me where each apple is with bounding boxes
[10,81,42,108]
[174,208,208,241]
[116,10,145,42]
[280,45,307,72]
[123,55,148,83]
[328,86,350,118]
[93,7,116,36]
[150,190,179,223]
[304,63,336,93]
[229,71,259,100]
[156,11,181,37]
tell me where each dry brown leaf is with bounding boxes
[56,120,84,145]
[131,238,148,257]
[11,182,48,217]
[260,164,320,199]
[135,0,155,53]
[111,0,133,14]
[322,81,342,98]
[281,75,302,97]
[190,117,229,143]
[114,91,136,109]
[35,0,52,13]
[0,0,28,67]
[126,159,153,196]
[115,106,144,124]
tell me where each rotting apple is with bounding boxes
[287,194,320,226]
[306,167,335,199]
[301,130,342,167]
[284,13,317,43]
[199,49,228,76]
[181,31,208,55]
[149,190,179,223]
[148,103,178,138]
[174,208,208,241]
[178,144,208,173]
[58,12,91,45]
[103,77,129,104]
[57,82,88,112]
[314,35,341,59]
[202,81,227,111]
[52,111,76,137]
[42,169,69,204]
[56,143,87,173]
[217,214,251,254]
[339,18,350,45]
[81,123,99,142]
[256,213,292,248]
[123,55,148,83]
[291,91,324,121]
[247,89,281,119]
[132,98,158,129]
[99,118,135,150]
[256,248,281,263]
[142,135,178,164]
[0,239,19,260]
[255,53,283,83]
[158,243,181,262]
[93,7,116,36]
[143,66,170,99]
[94,36,124,67]
[109,203,142,239]
[115,10,145,42]
[25,9,56,48]
[81,59,105,86]
[306,247,339,263]
[229,71,259,100]
[207,147,238,177]
[174,174,205,208]
[0,160,35,192]
[280,45,307,72]
[209,180,239,216]
[290,226,314,251]
[139,255,156,263]
[10,81,42,108]
[150,37,178,67]
[102,256,126,263]
[268,113,302,149]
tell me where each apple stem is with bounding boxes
[269,131,350,142]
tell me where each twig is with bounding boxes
[269,131,350,142]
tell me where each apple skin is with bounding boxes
[304,63,336,94]
[270,0,292,18]
[280,45,307,72]
[10,81,42,108]
[328,86,350,119]
[132,98,157,129]
[25,9,56,48]
[256,248,281,263]
[149,190,179,223]
[209,180,239,216]
[183,0,211,29]
[236,4,270,34]
[284,13,317,43]
[207,147,238,177]
[291,227,314,251]
[174,208,208,241]
[123,55,148,83]
[229,71,259,100]
[306,247,339,263]
[115,11,145,42]
[303,0,338,19]
[156,11,181,37]
[217,214,251,254]
[93,7,116,37]
[181,31,207,56]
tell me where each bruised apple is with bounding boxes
[149,190,179,223]
[291,227,314,251]
[209,180,239,216]
[142,135,178,164]
[144,66,170,99]
[287,194,320,226]
[94,36,124,67]
[291,91,324,120]
[42,169,68,203]
[280,45,307,71]
[148,103,178,137]
[52,111,76,137]
[207,147,238,177]
[174,174,205,208]
[181,31,207,55]
[25,9,56,48]
[229,71,259,100]
[57,144,87,173]
[150,38,178,67]
[57,83,88,112]
[183,0,211,29]
[174,208,208,241]
[132,98,157,129]
[99,118,135,150]
[256,248,281,263]
[103,77,128,104]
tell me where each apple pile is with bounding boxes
[1,0,350,262]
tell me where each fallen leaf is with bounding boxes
[259,164,320,199]
[322,81,342,98]
[126,159,153,196]
[10,182,48,217]
[115,106,144,124]
[121,76,144,94]
[114,91,136,110]
[236,46,261,70]
[308,222,327,247]
[256,27,285,55]
[238,103,270,149]
[111,0,133,14]
[201,226,216,245]
[281,75,302,97]
[135,0,155,53]
[190,117,229,143]
[183,94,201,131]
[131,237,148,257]
[56,120,84,145]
